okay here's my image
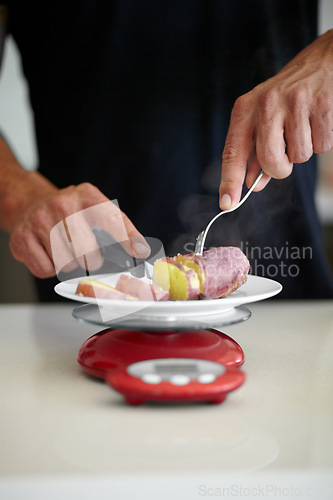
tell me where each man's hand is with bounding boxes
[0,141,150,278]
[13,184,151,278]
[219,29,333,209]
[8,180,150,278]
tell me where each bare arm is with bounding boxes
[219,29,333,209]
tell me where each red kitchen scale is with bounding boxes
[71,303,251,405]
[54,230,282,405]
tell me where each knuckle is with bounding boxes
[10,224,56,278]
[258,146,282,168]
[295,151,312,163]
[288,150,311,164]
[9,231,22,258]
[313,140,332,155]
[109,208,125,228]
[287,87,308,111]
[219,177,236,188]
[77,181,99,197]
[9,224,29,251]
[29,207,48,229]
[267,163,293,180]
[258,88,279,118]
[314,92,333,113]
[286,141,313,164]
[231,93,252,118]
[222,144,243,163]
[9,228,30,264]
[30,265,52,279]
[49,194,73,216]
[51,183,102,217]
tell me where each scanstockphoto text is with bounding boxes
[183,241,313,279]
[198,482,333,497]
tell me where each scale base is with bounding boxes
[77,328,245,404]
[78,328,244,378]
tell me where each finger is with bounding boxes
[220,97,255,209]
[283,96,313,163]
[49,219,81,274]
[65,214,104,271]
[91,200,151,258]
[10,230,56,278]
[121,214,151,259]
[246,147,271,190]
[62,185,151,259]
[30,207,80,275]
[49,190,125,270]
[256,111,293,179]
[310,103,333,154]
[65,200,150,270]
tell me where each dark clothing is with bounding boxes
[5,0,333,299]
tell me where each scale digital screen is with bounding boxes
[128,358,225,381]
[155,364,198,373]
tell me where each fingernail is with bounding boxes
[220,193,232,210]
[133,240,151,257]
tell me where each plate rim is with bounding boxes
[54,273,283,312]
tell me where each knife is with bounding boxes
[92,226,165,278]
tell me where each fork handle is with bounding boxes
[195,170,264,255]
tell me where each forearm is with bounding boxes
[0,136,57,232]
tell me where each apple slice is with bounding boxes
[76,278,138,300]
[114,274,169,301]
[174,252,205,294]
[152,257,200,300]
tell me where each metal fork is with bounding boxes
[194,170,264,255]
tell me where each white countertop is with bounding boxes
[1,301,333,499]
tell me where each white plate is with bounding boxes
[54,273,282,319]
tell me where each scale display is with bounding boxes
[107,357,244,405]
[128,358,225,384]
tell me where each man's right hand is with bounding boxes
[219,29,333,210]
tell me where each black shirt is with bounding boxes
[5,0,333,299]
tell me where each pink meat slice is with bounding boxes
[180,247,250,299]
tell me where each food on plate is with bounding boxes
[152,257,201,300]
[114,274,169,300]
[76,278,138,300]
[153,246,250,299]
[75,275,169,301]
[75,246,249,302]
